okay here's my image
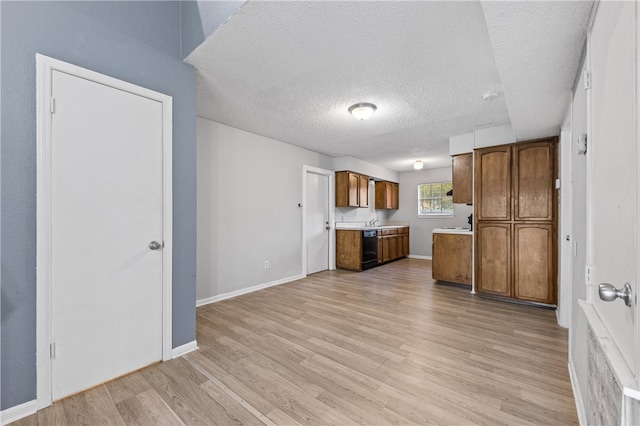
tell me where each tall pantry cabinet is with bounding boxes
[474,138,557,305]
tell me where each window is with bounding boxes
[418,182,453,216]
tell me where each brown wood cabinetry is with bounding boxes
[375,181,399,210]
[474,137,557,305]
[513,142,555,221]
[514,223,556,303]
[376,227,409,263]
[452,153,473,204]
[475,223,511,296]
[432,233,472,285]
[337,227,409,271]
[475,145,511,221]
[336,171,369,208]
[336,230,362,271]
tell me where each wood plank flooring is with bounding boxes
[12,258,578,425]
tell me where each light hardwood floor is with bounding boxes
[12,258,578,425]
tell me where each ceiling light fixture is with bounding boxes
[348,103,377,120]
[414,160,424,170]
[482,91,499,102]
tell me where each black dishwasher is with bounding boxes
[362,230,378,270]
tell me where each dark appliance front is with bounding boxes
[362,229,378,270]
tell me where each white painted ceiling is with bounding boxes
[186,1,593,172]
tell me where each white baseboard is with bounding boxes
[1,399,37,425]
[196,274,305,307]
[172,340,199,359]
[568,357,587,426]
[408,255,432,260]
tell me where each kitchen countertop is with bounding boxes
[432,227,473,235]
[335,222,410,231]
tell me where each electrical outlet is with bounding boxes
[264,261,269,269]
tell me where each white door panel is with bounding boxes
[589,0,637,374]
[51,70,163,399]
[307,173,329,274]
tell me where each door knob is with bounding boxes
[149,241,163,250]
[598,283,632,307]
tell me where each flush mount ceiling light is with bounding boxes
[348,103,377,120]
[482,91,499,102]
[414,160,424,170]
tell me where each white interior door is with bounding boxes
[50,69,164,400]
[589,0,637,376]
[306,173,330,274]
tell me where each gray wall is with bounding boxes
[1,1,196,410]
[196,118,333,301]
[390,167,473,257]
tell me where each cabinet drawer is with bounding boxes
[381,229,397,235]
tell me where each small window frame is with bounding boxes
[417,181,454,217]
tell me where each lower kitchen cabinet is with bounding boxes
[514,223,556,304]
[432,232,472,285]
[337,227,409,271]
[336,230,362,271]
[378,228,407,263]
[476,223,511,296]
[476,222,557,304]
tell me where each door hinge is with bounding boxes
[585,265,592,285]
[584,71,591,90]
[50,97,56,114]
[50,342,56,359]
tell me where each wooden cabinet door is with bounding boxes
[513,223,556,304]
[432,233,472,284]
[347,172,359,207]
[513,141,555,221]
[382,237,390,262]
[358,174,369,207]
[389,235,398,259]
[452,153,473,204]
[374,181,399,210]
[391,183,399,209]
[402,231,409,257]
[377,237,383,263]
[336,230,362,271]
[476,222,512,296]
[475,146,511,221]
[385,183,394,209]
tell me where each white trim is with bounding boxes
[408,255,432,260]
[0,400,37,426]
[302,165,336,277]
[172,340,199,359]
[36,54,173,409]
[568,358,587,426]
[196,274,305,307]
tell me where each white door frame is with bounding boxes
[35,54,173,408]
[302,166,335,276]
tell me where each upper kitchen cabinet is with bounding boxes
[375,181,399,210]
[336,171,369,208]
[452,153,472,204]
[513,140,556,221]
[474,145,511,221]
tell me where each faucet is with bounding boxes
[369,219,379,226]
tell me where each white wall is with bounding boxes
[389,167,473,257]
[196,118,333,301]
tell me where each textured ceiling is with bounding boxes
[186,1,592,172]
